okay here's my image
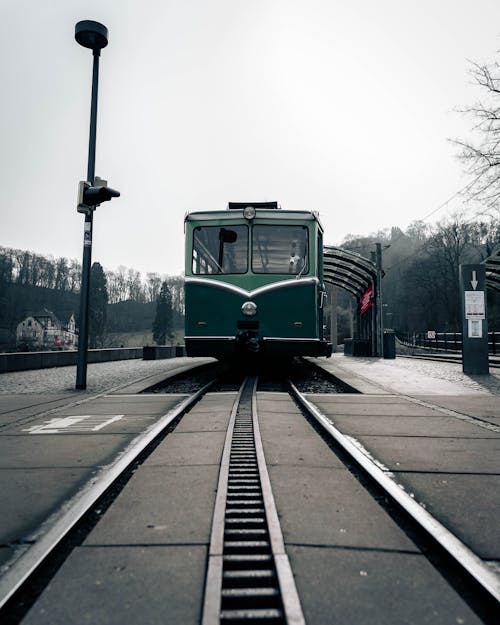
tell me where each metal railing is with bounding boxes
[396,331,499,355]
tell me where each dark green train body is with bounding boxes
[184,202,331,359]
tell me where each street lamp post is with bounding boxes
[75,21,108,390]
[375,242,383,357]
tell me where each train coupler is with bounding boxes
[236,330,260,353]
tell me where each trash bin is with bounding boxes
[353,339,371,356]
[344,338,372,356]
[383,330,396,359]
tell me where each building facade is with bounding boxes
[16,309,77,351]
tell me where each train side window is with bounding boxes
[252,225,309,274]
[192,225,248,274]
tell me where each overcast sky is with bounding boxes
[2,0,500,277]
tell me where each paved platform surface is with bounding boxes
[21,386,493,624]
[1,355,498,623]
[0,356,216,396]
[0,358,213,571]
[257,393,488,624]
[307,353,500,619]
[309,353,500,396]
[20,391,235,625]
[1,352,498,397]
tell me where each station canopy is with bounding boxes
[323,246,377,299]
[485,247,500,293]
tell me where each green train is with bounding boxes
[184,202,332,359]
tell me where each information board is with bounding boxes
[464,291,485,320]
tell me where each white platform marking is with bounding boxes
[23,415,125,434]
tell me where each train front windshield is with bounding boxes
[252,225,308,274]
[192,225,248,274]
[192,224,309,275]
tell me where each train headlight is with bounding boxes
[241,301,257,316]
[243,205,256,220]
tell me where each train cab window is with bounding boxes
[252,225,309,275]
[192,225,248,274]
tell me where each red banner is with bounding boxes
[360,285,373,315]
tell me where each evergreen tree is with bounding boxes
[152,281,172,345]
[89,262,108,348]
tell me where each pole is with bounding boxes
[76,50,100,389]
[370,287,375,356]
[329,284,337,352]
[370,250,376,356]
[375,243,383,357]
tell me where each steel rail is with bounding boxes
[202,377,305,624]
[288,381,500,603]
[202,377,244,622]
[251,378,305,625]
[0,380,214,611]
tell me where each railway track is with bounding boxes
[0,362,498,623]
[203,377,303,624]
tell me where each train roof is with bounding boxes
[185,206,324,230]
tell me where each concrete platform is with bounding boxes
[22,545,207,625]
[257,392,486,624]
[313,413,499,437]
[0,394,75,428]
[21,391,235,625]
[418,395,500,426]
[393,472,500,558]
[1,355,498,623]
[287,547,482,625]
[309,353,500,398]
[0,467,91,544]
[0,359,212,571]
[305,354,500,588]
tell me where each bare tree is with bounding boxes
[146,272,162,303]
[453,60,500,217]
[127,268,144,302]
[68,259,81,293]
[54,258,69,291]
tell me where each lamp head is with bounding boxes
[75,20,108,51]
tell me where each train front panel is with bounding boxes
[184,208,331,358]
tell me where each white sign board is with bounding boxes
[464,291,485,320]
[468,319,483,338]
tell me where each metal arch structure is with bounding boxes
[323,246,379,355]
[484,248,500,293]
[323,246,377,297]
[322,245,499,356]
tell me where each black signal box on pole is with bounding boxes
[77,180,120,214]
